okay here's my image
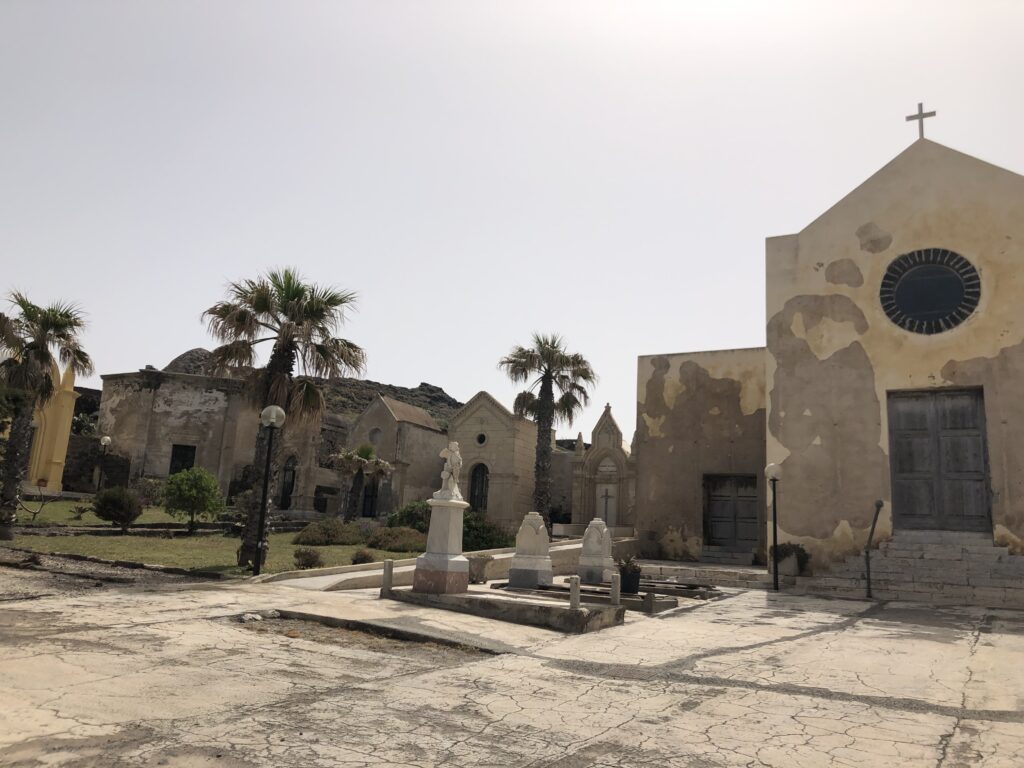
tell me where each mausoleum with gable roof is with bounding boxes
[634,136,1024,605]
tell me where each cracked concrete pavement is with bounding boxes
[2,565,1024,767]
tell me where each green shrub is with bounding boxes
[292,518,372,546]
[463,510,514,551]
[131,476,165,509]
[385,502,512,551]
[293,547,324,569]
[367,526,427,552]
[385,501,431,533]
[163,467,226,534]
[93,487,142,533]
[351,548,376,565]
[355,444,375,460]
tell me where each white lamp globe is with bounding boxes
[260,405,287,429]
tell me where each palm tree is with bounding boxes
[0,294,93,529]
[203,267,366,566]
[499,333,596,524]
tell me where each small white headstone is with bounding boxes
[508,511,553,589]
[578,518,616,585]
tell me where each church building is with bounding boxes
[635,137,1024,600]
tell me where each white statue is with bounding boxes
[434,441,463,501]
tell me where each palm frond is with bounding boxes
[512,391,539,419]
[288,377,325,422]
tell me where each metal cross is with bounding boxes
[601,488,614,518]
[905,102,936,139]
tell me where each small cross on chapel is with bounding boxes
[906,102,937,139]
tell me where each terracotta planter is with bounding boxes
[620,570,641,594]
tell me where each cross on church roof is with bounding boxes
[906,102,936,139]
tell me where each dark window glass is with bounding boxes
[169,444,196,475]
[879,249,980,334]
[469,464,489,512]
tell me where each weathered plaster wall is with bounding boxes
[98,371,256,492]
[635,348,766,557]
[395,423,447,509]
[766,139,1024,567]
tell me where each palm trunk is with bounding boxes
[1,404,34,525]
[532,377,555,525]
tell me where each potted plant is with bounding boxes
[770,542,810,577]
[617,554,642,594]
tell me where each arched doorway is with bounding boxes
[469,463,489,512]
[278,456,298,510]
[361,475,380,518]
[594,456,619,526]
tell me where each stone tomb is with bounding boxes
[508,511,553,589]
[578,518,616,585]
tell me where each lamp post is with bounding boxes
[765,463,782,592]
[97,435,111,493]
[253,405,286,576]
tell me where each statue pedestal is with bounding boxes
[412,497,470,594]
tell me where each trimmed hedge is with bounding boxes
[366,526,427,552]
[292,519,372,546]
[384,501,513,552]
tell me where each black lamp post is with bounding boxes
[97,435,111,493]
[765,463,782,591]
[253,405,286,576]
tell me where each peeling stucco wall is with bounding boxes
[634,348,767,558]
[766,139,1024,568]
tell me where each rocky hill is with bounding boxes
[321,378,462,427]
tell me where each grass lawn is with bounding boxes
[4,532,419,576]
[17,500,177,527]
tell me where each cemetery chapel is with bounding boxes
[632,129,1024,574]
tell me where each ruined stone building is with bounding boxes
[97,349,461,517]
[634,139,1024,590]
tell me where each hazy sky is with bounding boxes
[3,1,1023,440]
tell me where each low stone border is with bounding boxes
[267,609,514,654]
[0,544,226,580]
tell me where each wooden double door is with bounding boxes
[703,474,759,551]
[888,389,991,533]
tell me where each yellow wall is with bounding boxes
[26,364,79,493]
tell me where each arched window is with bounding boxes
[278,456,298,510]
[469,463,489,512]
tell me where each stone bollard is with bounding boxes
[610,572,621,606]
[380,559,394,598]
[569,576,581,610]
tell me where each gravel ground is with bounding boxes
[0,547,199,600]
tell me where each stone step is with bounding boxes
[640,562,791,590]
[699,552,755,565]
[889,531,994,545]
